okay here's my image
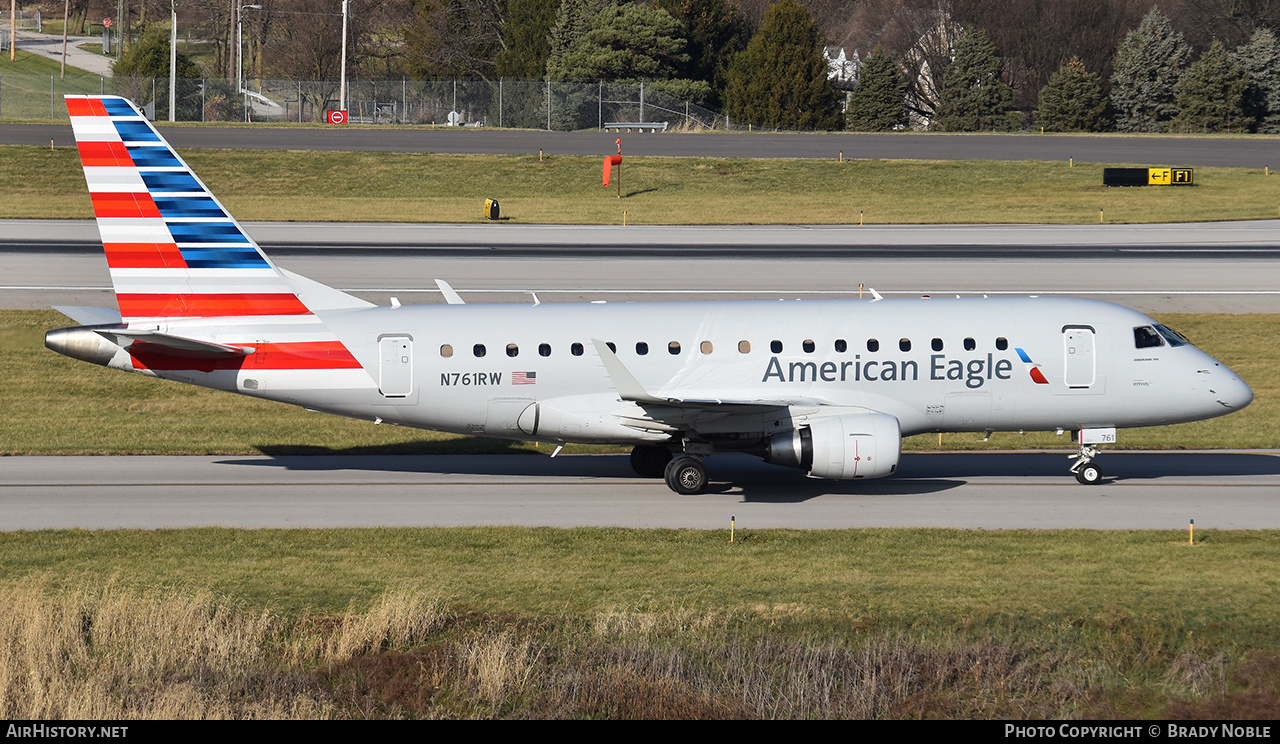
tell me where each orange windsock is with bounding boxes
[602,154,622,186]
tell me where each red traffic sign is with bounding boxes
[326,110,348,125]
[103,18,112,27]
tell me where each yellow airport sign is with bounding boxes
[1148,168,1193,185]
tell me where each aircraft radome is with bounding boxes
[46,95,1254,494]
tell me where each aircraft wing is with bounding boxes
[590,338,823,412]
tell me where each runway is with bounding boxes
[1,452,1278,530]
[3,220,1276,531]
[4,220,1279,313]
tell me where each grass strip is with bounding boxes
[5,145,1280,224]
[0,310,1275,454]
[1,528,1277,717]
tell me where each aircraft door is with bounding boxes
[379,335,413,397]
[1063,326,1096,389]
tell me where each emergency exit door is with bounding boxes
[1063,326,1095,389]
[379,335,413,397]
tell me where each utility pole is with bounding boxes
[169,0,176,121]
[339,0,348,113]
[61,0,69,79]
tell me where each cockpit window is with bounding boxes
[1154,324,1190,347]
[1134,326,1164,349]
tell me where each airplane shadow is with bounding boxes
[222,449,1280,503]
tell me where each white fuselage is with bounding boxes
[176,295,1250,447]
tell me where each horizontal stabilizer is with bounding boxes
[54,306,123,325]
[100,329,255,358]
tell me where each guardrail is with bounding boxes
[603,122,668,132]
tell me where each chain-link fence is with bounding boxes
[0,73,730,130]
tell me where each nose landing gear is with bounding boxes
[1069,444,1102,485]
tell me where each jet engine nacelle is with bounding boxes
[765,412,901,480]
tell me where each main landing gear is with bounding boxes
[1069,444,1102,485]
[629,445,708,495]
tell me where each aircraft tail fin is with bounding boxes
[65,94,370,322]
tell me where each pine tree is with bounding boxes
[545,0,616,77]
[1234,27,1280,133]
[931,27,1014,132]
[556,4,690,82]
[1110,7,1192,133]
[722,0,841,130]
[1034,58,1108,132]
[656,0,745,107]
[1173,40,1248,132]
[844,47,907,131]
[495,0,561,78]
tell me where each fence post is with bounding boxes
[51,74,55,120]
[546,78,551,131]
[598,80,602,131]
[499,78,503,128]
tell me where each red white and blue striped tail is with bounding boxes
[66,94,360,321]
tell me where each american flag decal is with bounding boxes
[512,371,536,385]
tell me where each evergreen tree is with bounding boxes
[931,27,1014,131]
[1174,39,1248,132]
[1034,58,1108,132]
[545,0,616,77]
[555,4,690,82]
[722,0,841,130]
[655,0,745,107]
[1234,27,1280,133]
[495,0,561,78]
[1110,7,1193,133]
[844,47,907,131]
[111,23,202,120]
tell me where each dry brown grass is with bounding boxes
[3,582,1274,719]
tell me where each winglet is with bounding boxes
[591,338,662,403]
[436,279,465,305]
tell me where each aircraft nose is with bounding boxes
[1207,365,1253,412]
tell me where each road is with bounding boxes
[1,452,1277,530]
[3,121,1279,167]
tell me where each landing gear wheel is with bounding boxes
[630,445,673,478]
[1075,462,1102,485]
[664,456,707,495]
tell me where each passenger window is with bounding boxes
[738,340,751,354]
[867,339,879,352]
[834,339,847,353]
[964,338,976,351]
[473,344,486,358]
[899,338,911,352]
[668,341,681,355]
[571,343,584,356]
[803,339,815,353]
[701,341,713,354]
[931,338,943,352]
[440,344,453,358]
[771,340,783,353]
[996,337,1008,351]
[539,343,551,357]
[636,342,649,355]
[506,344,518,357]
[1134,326,1164,349]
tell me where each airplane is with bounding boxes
[46,95,1254,494]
